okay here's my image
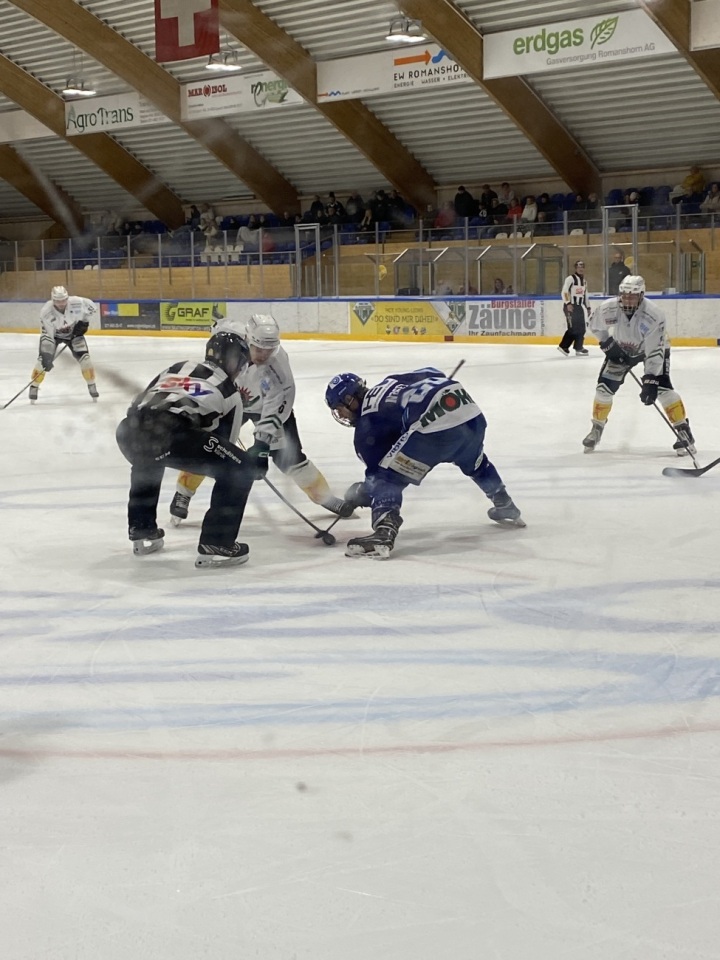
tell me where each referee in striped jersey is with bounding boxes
[557,260,591,356]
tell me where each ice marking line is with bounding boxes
[1,720,720,762]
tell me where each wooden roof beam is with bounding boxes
[0,143,84,233]
[640,0,720,99]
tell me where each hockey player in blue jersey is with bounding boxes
[325,367,525,559]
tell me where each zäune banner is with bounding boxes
[160,301,226,331]
[454,299,546,338]
[483,10,676,78]
[100,301,160,332]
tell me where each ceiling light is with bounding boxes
[62,77,97,97]
[205,51,242,72]
[385,17,427,44]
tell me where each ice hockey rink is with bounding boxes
[1,332,719,960]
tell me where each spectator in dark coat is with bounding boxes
[454,185,476,220]
[608,251,632,295]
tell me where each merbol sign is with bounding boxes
[483,10,676,79]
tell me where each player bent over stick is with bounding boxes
[325,366,525,560]
[29,286,99,403]
[116,332,268,568]
[582,275,696,455]
[170,314,352,524]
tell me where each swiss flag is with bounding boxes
[155,0,220,63]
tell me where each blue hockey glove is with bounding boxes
[640,375,659,406]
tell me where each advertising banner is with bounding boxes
[155,0,219,63]
[483,10,676,79]
[180,71,303,120]
[160,301,226,332]
[349,300,466,341]
[100,302,161,332]
[454,299,545,338]
[65,92,167,136]
[318,45,471,103]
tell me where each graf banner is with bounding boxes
[160,301,226,331]
[453,299,546,338]
[349,300,466,341]
[100,301,160,332]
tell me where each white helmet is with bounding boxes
[618,275,645,317]
[245,314,280,351]
[51,285,68,301]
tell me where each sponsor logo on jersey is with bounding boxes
[203,436,244,465]
[158,376,212,397]
[419,387,473,428]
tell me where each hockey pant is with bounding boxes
[364,413,506,526]
[558,304,587,352]
[31,334,96,387]
[590,348,688,425]
[116,411,255,547]
[176,410,334,506]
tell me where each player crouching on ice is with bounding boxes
[29,286,99,403]
[582,275,696,455]
[325,367,525,560]
[116,331,267,568]
[169,314,352,524]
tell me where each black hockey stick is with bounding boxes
[449,359,465,379]
[662,454,720,479]
[260,473,337,545]
[627,368,701,470]
[2,344,68,410]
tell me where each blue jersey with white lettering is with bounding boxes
[354,368,482,472]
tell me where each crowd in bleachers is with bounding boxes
[15,169,720,273]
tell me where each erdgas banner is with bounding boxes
[483,10,676,79]
[317,45,471,102]
[180,71,303,120]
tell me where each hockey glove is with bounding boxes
[344,481,372,510]
[563,303,573,319]
[640,375,659,406]
[73,319,89,337]
[40,351,54,372]
[600,337,629,364]
[245,441,270,480]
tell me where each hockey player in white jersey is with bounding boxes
[116,331,265,568]
[582,275,696,455]
[169,314,351,523]
[28,286,99,403]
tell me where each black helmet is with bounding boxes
[205,330,250,380]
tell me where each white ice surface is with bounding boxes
[1,334,719,960]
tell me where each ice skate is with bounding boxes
[129,526,165,556]
[88,383,99,401]
[672,420,696,457]
[574,348,589,356]
[170,492,191,526]
[487,489,526,528]
[321,496,355,519]
[29,385,38,404]
[557,345,569,357]
[346,512,400,559]
[195,542,249,568]
[583,420,605,453]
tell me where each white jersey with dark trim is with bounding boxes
[237,345,296,448]
[561,273,589,308]
[131,360,243,440]
[39,296,96,343]
[589,296,668,376]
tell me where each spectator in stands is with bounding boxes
[360,190,390,231]
[457,282,479,295]
[279,211,295,228]
[493,278,506,294]
[345,191,365,225]
[700,182,720,215]
[498,182,516,206]
[520,196,538,223]
[454,185,476,220]
[480,184,498,212]
[388,190,409,228]
[532,211,553,236]
[586,192,601,217]
[237,215,259,246]
[608,251,632,295]
[433,201,457,231]
[199,203,216,231]
[623,190,639,206]
[507,198,524,223]
[188,205,201,229]
[308,195,326,222]
[489,197,508,225]
[325,192,346,224]
[670,165,705,204]
[434,278,453,295]
[537,193,554,216]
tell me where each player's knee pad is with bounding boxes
[177,471,205,495]
[286,459,331,504]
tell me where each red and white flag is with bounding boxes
[155,0,220,63]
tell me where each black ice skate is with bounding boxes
[487,489,526,528]
[574,348,589,356]
[321,496,355,519]
[170,492,191,526]
[583,420,605,453]
[29,385,38,404]
[557,346,570,357]
[129,526,165,556]
[672,420,696,457]
[195,542,249,568]
[346,511,401,559]
[88,383,99,401]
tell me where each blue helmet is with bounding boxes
[325,373,366,426]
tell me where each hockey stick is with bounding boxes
[662,454,720,479]
[449,359,465,379]
[2,344,69,410]
[260,473,337,545]
[627,368,701,470]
